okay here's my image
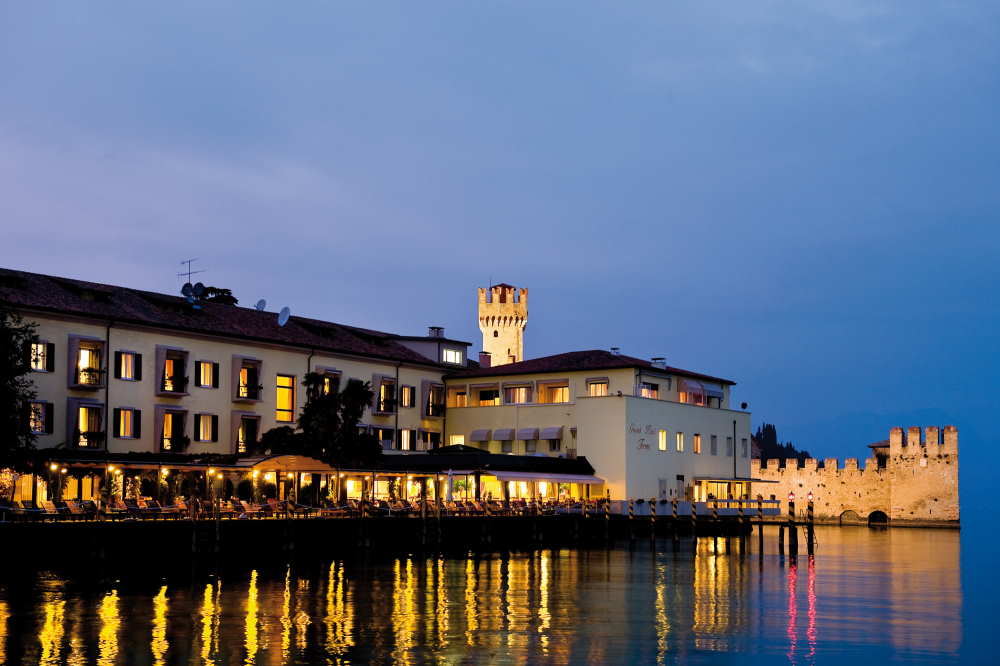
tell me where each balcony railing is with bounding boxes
[427,402,446,417]
[161,435,190,452]
[376,398,397,414]
[236,383,263,401]
[76,430,106,448]
[75,367,106,388]
[160,375,189,394]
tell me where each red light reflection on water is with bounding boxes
[787,564,798,662]
[807,556,817,660]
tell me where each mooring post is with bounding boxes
[807,497,815,558]
[604,495,611,543]
[649,498,657,540]
[778,523,785,559]
[691,501,698,552]
[788,497,798,562]
[757,499,764,555]
[628,499,635,541]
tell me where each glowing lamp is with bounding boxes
[60,468,67,474]
[208,468,216,475]
[49,463,58,471]
[107,465,115,472]
[216,473,223,479]
[788,492,795,501]
[115,469,123,476]
[807,491,814,502]
[252,470,260,479]
[287,472,294,479]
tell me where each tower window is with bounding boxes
[493,330,498,337]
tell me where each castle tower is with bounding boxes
[478,283,527,366]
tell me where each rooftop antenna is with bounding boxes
[177,258,206,283]
[255,299,267,312]
[277,306,291,327]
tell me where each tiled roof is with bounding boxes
[446,349,735,385]
[0,267,444,366]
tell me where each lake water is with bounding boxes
[0,526,970,664]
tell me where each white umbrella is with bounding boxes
[446,469,454,502]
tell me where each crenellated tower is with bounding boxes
[478,283,527,366]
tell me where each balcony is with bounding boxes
[74,367,106,390]
[76,430,106,449]
[427,402,446,418]
[375,398,397,415]
[160,375,189,395]
[235,383,263,402]
[161,435,191,453]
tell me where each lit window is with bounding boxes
[237,362,261,399]
[77,345,103,386]
[29,402,46,434]
[238,417,258,454]
[276,375,296,422]
[400,429,412,451]
[197,414,213,442]
[639,382,659,399]
[455,391,467,407]
[544,385,569,404]
[162,412,174,450]
[675,432,685,452]
[117,408,135,438]
[478,389,500,406]
[78,406,102,447]
[30,343,49,371]
[587,381,608,397]
[658,429,667,451]
[400,385,415,408]
[196,361,216,388]
[427,385,445,416]
[117,352,138,381]
[503,386,531,404]
[449,434,465,446]
[693,434,702,454]
[442,349,463,364]
[161,352,188,393]
[378,381,396,413]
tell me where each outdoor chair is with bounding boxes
[79,500,100,517]
[239,500,262,518]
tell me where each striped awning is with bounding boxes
[493,428,515,441]
[494,471,605,485]
[516,427,539,440]
[469,429,492,442]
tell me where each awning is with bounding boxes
[493,428,515,441]
[469,429,491,442]
[679,379,705,394]
[694,476,779,484]
[516,427,539,440]
[494,471,605,484]
[539,426,563,440]
[570,427,577,437]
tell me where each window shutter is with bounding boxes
[134,354,143,381]
[193,414,202,440]
[113,408,121,438]
[211,415,219,442]
[44,403,54,434]
[23,341,31,367]
[133,410,141,439]
[113,352,122,379]
[45,343,55,372]
[212,363,220,388]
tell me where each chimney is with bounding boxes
[651,356,666,369]
[479,351,492,368]
[427,326,444,338]
[610,347,620,355]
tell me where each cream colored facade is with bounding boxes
[444,365,751,500]
[25,312,448,458]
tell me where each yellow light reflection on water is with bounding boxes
[464,558,478,646]
[324,561,354,656]
[245,571,259,665]
[98,590,120,666]
[391,557,417,663]
[200,581,221,665]
[538,550,551,655]
[281,568,292,661]
[655,562,671,664]
[433,557,449,650]
[0,599,7,665]
[38,598,65,665]
[151,585,168,665]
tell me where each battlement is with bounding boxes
[889,425,957,456]
[751,426,959,524]
[478,284,528,307]
[477,283,528,365]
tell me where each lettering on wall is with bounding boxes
[628,423,657,451]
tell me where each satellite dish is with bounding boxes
[277,306,291,327]
[181,283,194,297]
[255,299,267,312]
[192,282,205,297]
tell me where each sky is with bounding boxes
[2,1,998,465]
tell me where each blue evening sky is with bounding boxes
[2,2,998,464]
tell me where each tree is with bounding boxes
[257,374,381,466]
[752,423,811,462]
[201,286,238,305]
[0,306,38,475]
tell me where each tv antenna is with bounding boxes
[255,299,267,312]
[178,258,206,283]
[277,306,291,327]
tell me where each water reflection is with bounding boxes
[0,527,963,664]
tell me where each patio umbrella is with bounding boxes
[446,469,454,502]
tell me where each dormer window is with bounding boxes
[442,348,463,365]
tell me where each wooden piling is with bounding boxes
[807,500,815,558]
[788,500,798,562]
[649,498,657,540]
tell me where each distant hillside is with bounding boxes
[752,423,812,462]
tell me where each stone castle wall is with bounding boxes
[750,426,959,526]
